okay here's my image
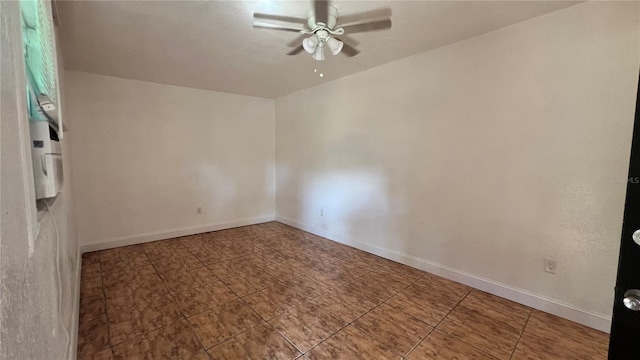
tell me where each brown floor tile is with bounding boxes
[79,346,113,360]
[330,257,372,278]
[193,249,225,265]
[108,319,147,347]
[306,325,398,360]
[385,290,454,327]
[112,318,208,360]
[311,286,379,323]
[406,330,495,360]
[146,247,191,263]
[436,306,520,359]
[369,267,420,288]
[311,262,364,284]
[511,310,609,359]
[82,262,102,280]
[190,266,220,285]
[511,330,606,360]
[263,260,309,281]
[81,276,104,299]
[244,251,290,268]
[80,294,106,324]
[220,267,280,296]
[154,254,204,278]
[78,223,610,359]
[102,263,159,292]
[412,274,472,303]
[172,282,238,317]
[162,270,214,294]
[283,276,331,303]
[374,263,425,284]
[82,252,101,266]
[77,316,110,358]
[207,258,262,279]
[287,268,345,291]
[525,310,609,347]
[385,275,470,326]
[116,244,146,257]
[242,283,307,320]
[352,252,393,269]
[355,271,408,300]
[107,293,183,345]
[459,290,531,330]
[269,302,347,352]
[96,248,121,262]
[188,299,264,349]
[106,290,173,322]
[207,323,301,360]
[101,251,152,273]
[350,272,407,302]
[99,258,133,274]
[104,277,169,301]
[352,304,432,357]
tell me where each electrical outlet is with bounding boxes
[196,207,202,215]
[544,258,557,274]
[320,208,324,217]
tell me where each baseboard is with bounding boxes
[80,215,276,253]
[275,215,612,333]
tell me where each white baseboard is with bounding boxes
[80,215,276,253]
[275,215,612,334]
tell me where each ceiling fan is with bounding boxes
[253,0,392,61]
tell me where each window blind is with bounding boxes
[20,0,58,108]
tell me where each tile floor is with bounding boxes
[78,222,609,359]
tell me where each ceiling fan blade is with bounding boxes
[340,18,391,34]
[337,8,392,26]
[253,22,305,33]
[287,45,305,55]
[287,34,307,47]
[253,13,307,25]
[337,34,360,47]
[314,0,329,25]
[339,42,360,57]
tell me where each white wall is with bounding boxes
[275,1,640,332]
[1,2,80,359]
[66,72,275,249]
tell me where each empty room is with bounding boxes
[2,0,639,359]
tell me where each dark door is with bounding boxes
[609,71,640,358]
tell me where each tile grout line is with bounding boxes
[454,290,532,334]
[386,275,441,360]
[104,248,190,352]
[402,326,435,360]
[421,288,503,359]
[94,257,115,357]
[509,309,533,360]
[432,288,525,360]
[300,271,426,357]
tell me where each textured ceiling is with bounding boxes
[57,1,580,98]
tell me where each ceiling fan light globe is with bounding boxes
[302,35,319,54]
[326,37,343,55]
[312,45,325,61]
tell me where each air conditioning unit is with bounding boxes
[30,120,63,199]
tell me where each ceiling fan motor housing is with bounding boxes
[308,5,338,31]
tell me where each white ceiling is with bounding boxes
[58,1,580,99]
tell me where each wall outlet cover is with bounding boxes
[544,258,557,274]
